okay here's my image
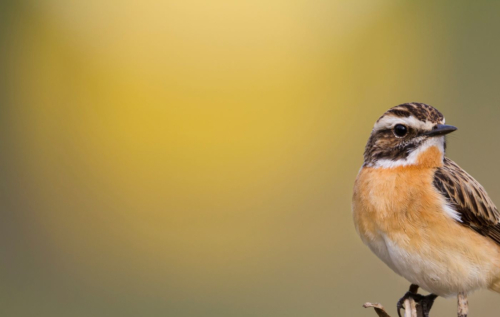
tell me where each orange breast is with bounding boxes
[353,164,440,247]
[352,145,450,248]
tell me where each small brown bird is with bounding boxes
[352,103,500,317]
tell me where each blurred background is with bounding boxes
[2,1,500,316]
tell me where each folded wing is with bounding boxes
[433,157,500,244]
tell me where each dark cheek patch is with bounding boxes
[364,134,421,165]
[363,125,425,165]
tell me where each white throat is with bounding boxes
[371,136,445,169]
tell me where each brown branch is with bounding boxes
[363,302,392,317]
[363,298,420,317]
[403,298,417,317]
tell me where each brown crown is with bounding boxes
[378,102,444,124]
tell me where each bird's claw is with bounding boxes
[420,294,438,317]
[397,291,423,317]
[397,292,437,317]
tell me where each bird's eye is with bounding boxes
[393,124,408,137]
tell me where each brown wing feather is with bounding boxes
[433,157,500,244]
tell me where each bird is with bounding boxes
[352,103,500,317]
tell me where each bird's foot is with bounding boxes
[419,294,438,317]
[397,291,423,317]
[397,291,437,317]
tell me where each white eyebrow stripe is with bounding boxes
[373,115,435,132]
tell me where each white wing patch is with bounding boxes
[442,203,462,222]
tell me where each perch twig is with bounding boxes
[363,297,419,317]
[363,302,392,317]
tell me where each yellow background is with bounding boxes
[2,1,500,316]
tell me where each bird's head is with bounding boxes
[364,103,457,168]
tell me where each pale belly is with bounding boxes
[365,229,500,296]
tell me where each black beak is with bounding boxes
[424,124,458,137]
